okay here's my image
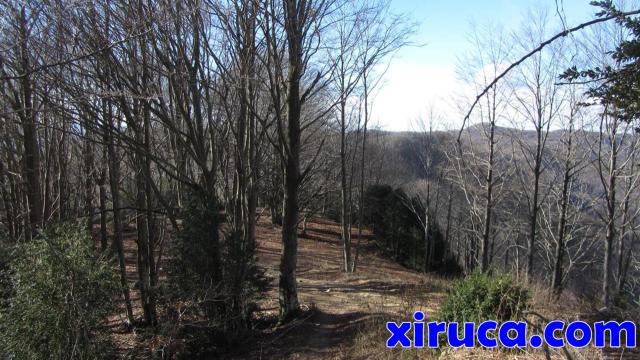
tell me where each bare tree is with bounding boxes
[508,10,566,281]
[548,87,585,295]
[451,22,513,272]
[0,1,44,239]
[260,0,337,321]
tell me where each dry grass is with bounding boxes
[324,262,630,360]
[229,216,449,359]
[344,283,610,360]
[107,216,639,359]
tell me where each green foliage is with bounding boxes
[0,241,13,312]
[222,229,268,332]
[0,223,118,360]
[165,190,223,318]
[438,272,529,324]
[163,190,267,357]
[561,1,640,125]
[363,184,460,274]
[363,185,423,263]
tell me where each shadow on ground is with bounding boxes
[229,310,389,359]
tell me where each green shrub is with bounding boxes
[0,241,13,314]
[0,223,119,360]
[162,190,267,357]
[363,184,460,274]
[438,272,529,324]
[165,190,224,321]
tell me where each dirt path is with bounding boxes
[230,216,447,359]
[102,216,446,358]
[105,226,149,356]
[105,217,637,359]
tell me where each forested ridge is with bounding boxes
[0,0,639,359]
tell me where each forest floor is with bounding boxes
[107,215,638,359]
[226,216,447,359]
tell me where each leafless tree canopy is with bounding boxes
[0,0,639,356]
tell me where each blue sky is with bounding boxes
[374,0,598,131]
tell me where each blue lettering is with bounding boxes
[386,322,411,348]
[544,321,565,348]
[566,321,591,348]
[447,322,475,348]
[477,320,498,348]
[414,312,425,348]
[499,321,527,348]
[428,322,446,348]
[594,321,636,348]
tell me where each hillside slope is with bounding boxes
[231,216,635,360]
[231,216,447,359]
[109,215,636,359]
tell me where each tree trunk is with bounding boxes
[280,142,301,320]
[445,192,452,254]
[429,178,441,266]
[84,134,95,236]
[526,106,546,282]
[551,133,573,295]
[481,120,495,272]
[17,6,42,238]
[616,138,635,296]
[603,134,617,309]
[424,183,431,272]
[352,72,370,273]
[105,104,134,326]
[340,98,352,273]
[98,168,108,252]
[278,0,303,319]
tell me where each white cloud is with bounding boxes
[371,61,466,131]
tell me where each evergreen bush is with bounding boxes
[438,272,529,324]
[162,190,267,358]
[0,224,118,360]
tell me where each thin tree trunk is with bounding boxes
[81,130,93,233]
[424,183,431,272]
[481,120,496,272]
[619,230,636,295]
[551,132,573,295]
[429,177,441,266]
[57,117,69,221]
[352,72,370,273]
[17,6,42,238]
[98,166,108,252]
[340,98,352,273]
[445,192,452,253]
[246,88,257,252]
[616,138,635,295]
[105,104,134,326]
[603,135,617,308]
